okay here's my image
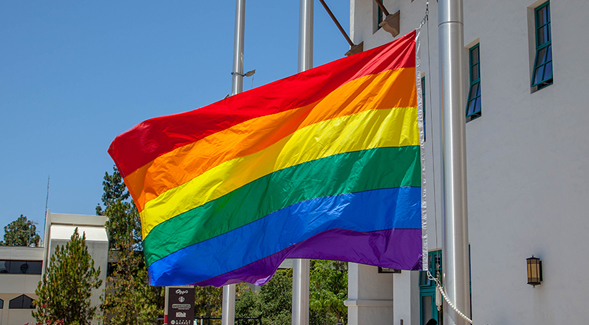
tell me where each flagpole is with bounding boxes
[231,0,246,97]
[222,1,246,324]
[438,0,471,324]
[292,0,313,324]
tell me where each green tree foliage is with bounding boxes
[235,283,262,320]
[32,228,102,324]
[97,166,129,209]
[1,214,41,247]
[96,167,141,250]
[234,269,293,325]
[310,260,348,324]
[235,262,348,325]
[98,166,164,325]
[259,269,293,325]
[194,286,223,318]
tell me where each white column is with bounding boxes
[344,263,394,325]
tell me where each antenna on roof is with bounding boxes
[45,175,50,219]
[42,175,50,246]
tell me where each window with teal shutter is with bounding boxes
[532,1,553,89]
[466,44,481,121]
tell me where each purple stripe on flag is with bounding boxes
[190,228,422,287]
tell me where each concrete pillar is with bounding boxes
[392,271,420,325]
[345,263,393,325]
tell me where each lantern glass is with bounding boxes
[527,256,542,286]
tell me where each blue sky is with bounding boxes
[0,1,350,238]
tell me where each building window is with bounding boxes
[9,295,34,309]
[0,260,43,274]
[374,2,384,32]
[421,76,426,141]
[466,44,482,121]
[532,1,553,89]
[0,298,4,309]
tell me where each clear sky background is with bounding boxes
[0,1,351,238]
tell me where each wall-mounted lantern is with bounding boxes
[527,256,542,287]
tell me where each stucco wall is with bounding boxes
[350,0,589,323]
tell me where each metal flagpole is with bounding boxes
[438,0,471,324]
[222,0,245,324]
[231,0,246,97]
[292,1,313,324]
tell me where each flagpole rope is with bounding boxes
[423,0,440,249]
[427,271,474,324]
[419,1,429,29]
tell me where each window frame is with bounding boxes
[531,1,553,89]
[466,44,482,120]
[374,3,384,33]
[9,294,35,309]
[0,260,43,274]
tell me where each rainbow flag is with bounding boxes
[108,30,426,287]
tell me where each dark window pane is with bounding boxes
[476,82,481,97]
[537,7,546,25]
[0,299,3,309]
[0,260,42,274]
[468,84,477,100]
[546,44,552,62]
[544,61,553,80]
[472,63,480,81]
[422,295,433,322]
[26,261,42,274]
[9,261,27,274]
[0,261,9,273]
[546,4,551,22]
[466,100,473,116]
[9,295,34,309]
[419,271,427,286]
[536,48,547,66]
[538,26,546,45]
[534,65,545,85]
[474,97,481,114]
[471,48,478,64]
[546,23,551,42]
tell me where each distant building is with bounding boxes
[345,0,589,324]
[0,211,108,325]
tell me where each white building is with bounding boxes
[345,0,589,324]
[0,211,108,325]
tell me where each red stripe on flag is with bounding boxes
[109,31,416,177]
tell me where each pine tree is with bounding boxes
[1,214,41,247]
[98,166,164,324]
[32,228,102,324]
